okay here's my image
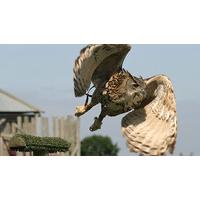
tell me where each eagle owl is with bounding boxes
[73,44,177,156]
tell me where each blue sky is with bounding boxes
[0,44,199,155]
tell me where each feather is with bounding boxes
[73,44,131,97]
[121,75,177,156]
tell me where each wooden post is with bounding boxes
[23,116,29,133]
[5,123,11,134]
[45,117,49,137]
[63,118,69,140]
[0,119,5,156]
[58,118,61,138]
[35,116,41,136]
[0,118,6,136]
[41,117,45,137]
[11,122,16,134]
[17,116,22,131]
[41,117,49,137]
[16,117,22,156]
[52,117,56,137]
[53,117,59,138]
[31,117,36,135]
[60,117,65,139]
[0,136,3,156]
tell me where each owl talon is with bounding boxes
[75,105,87,117]
[89,117,102,131]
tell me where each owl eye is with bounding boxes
[132,83,138,87]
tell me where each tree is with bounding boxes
[81,135,120,156]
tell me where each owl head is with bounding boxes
[126,75,147,108]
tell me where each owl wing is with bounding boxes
[73,44,131,97]
[121,75,177,156]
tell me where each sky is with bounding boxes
[0,44,200,155]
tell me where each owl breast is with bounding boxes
[98,70,147,116]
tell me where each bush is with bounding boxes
[9,134,70,154]
[81,135,119,156]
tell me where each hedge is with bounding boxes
[9,134,70,154]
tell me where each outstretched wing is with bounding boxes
[121,75,177,156]
[73,44,131,97]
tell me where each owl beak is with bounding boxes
[141,89,147,98]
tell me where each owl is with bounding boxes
[73,44,177,156]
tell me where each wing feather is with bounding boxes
[121,75,177,156]
[73,44,131,97]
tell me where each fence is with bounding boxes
[0,115,80,156]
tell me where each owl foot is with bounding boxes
[89,117,102,132]
[75,105,87,117]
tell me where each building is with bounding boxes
[0,88,80,156]
[0,88,43,135]
[0,88,44,155]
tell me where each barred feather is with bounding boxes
[121,75,177,156]
[73,44,131,97]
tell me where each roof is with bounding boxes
[0,89,43,113]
